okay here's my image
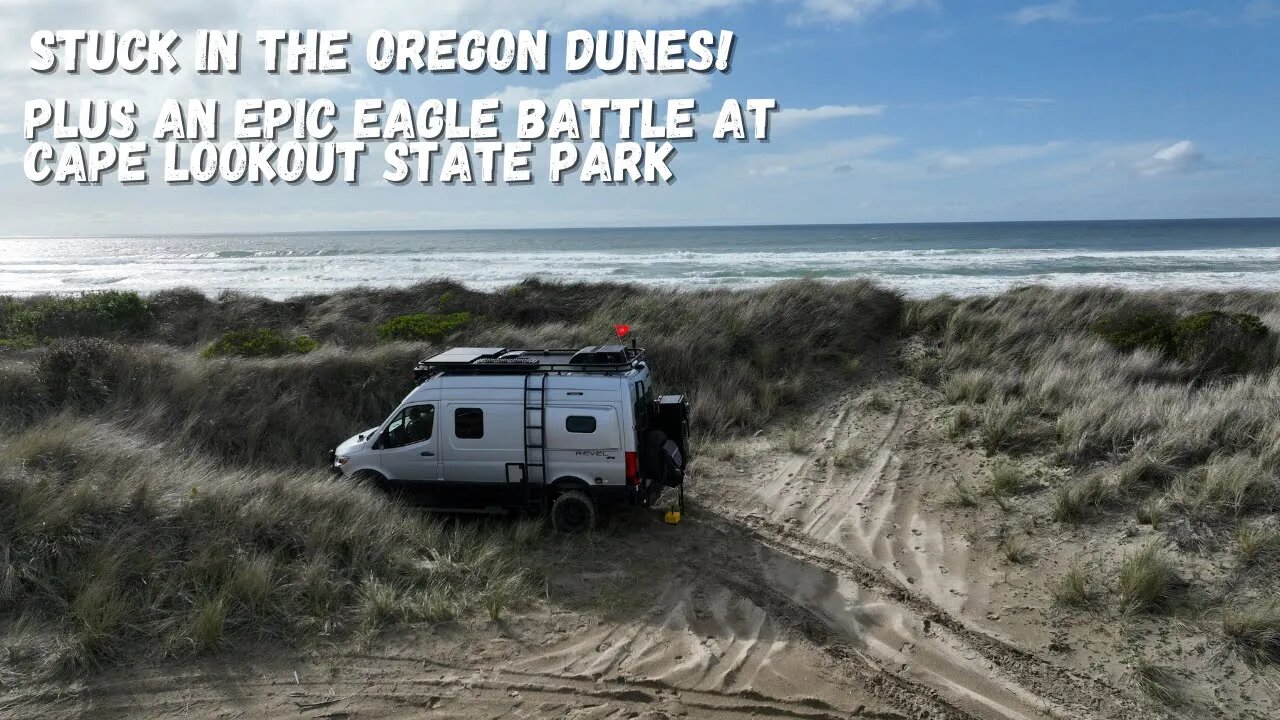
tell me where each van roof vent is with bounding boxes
[568,345,628,365]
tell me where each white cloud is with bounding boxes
[788,0,936,24]
[777,103,885,124]
[1008,1,1103,25]
[493,73,712,107]
[1135,140,1204,176]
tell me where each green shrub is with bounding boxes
[0,336,38,351]
[1,291,152,340]
[200,329,319,359]
[1092,307,1270,375]
[1090,309,1176,355]
[35,337,118,405]
[1171,310,1270,374]
[0,364,48,420]
[377,312,472,342]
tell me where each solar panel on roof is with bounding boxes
[422,347,507,364]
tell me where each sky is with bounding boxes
[0,0,1277,235]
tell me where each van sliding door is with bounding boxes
[440,402,523,508]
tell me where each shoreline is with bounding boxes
[5,218,1280,298]
[8,273,1280,302]
[4,214,1280,240]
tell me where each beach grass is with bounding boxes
[6,279,1280,677]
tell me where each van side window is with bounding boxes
[454,408,484,439]
[566,415,597,433]
[383,405,434,448]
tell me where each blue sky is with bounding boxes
[0,0,1277,234]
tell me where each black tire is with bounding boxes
[551,489,597,533]
[642,430,685,488]
[641,430,670,483]
[350,470,386,487]
[351,470,400,499]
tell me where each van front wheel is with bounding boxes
[551,490,597,533]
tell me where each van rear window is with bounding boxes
[566,415,597,433]
[454,408,484,439]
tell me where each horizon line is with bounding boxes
[2,214,1279,240]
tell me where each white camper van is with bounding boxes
[331,345,688,532]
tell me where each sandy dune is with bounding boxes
[9,371,1278,720]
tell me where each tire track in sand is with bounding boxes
[698,386,1145,720]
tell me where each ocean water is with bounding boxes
[2,218,1279,298]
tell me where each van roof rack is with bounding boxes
[413,345,645,381]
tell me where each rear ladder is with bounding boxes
[523,373,549,505]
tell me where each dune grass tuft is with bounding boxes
[1052,562,1095,608]
[1134,498,1167,528]
[782,423,813,454]
[999,536,1029,564]
[1117,542,1179,614]
[833,445,869,470]
[945,479,978,508]
[1132,659,1185,706]
[1222,601,1280,664]
[946,406,974,439]
[1168,454,1278,520]
[1052,474,1113,524]
[988,459,1024,500]
[943,369,998,404]
[860,389,893,413]
[1235,522,1280,567]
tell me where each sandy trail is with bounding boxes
[752,399,978,614]
[697,383,1145,720]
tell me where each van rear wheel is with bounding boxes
[551,490,597,533]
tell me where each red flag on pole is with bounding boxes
[614,324,631,338]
